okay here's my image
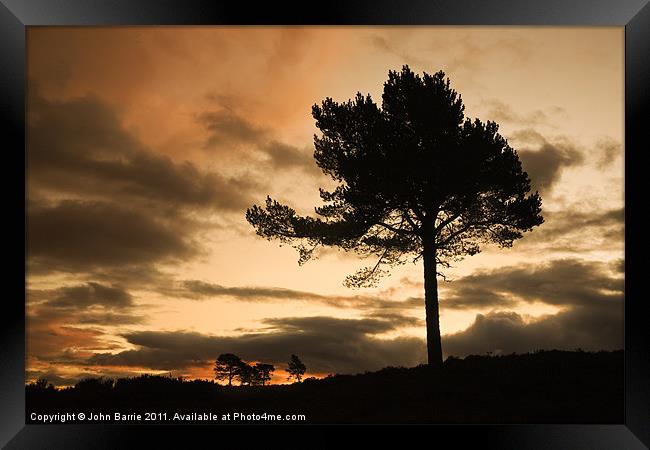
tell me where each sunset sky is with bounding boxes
[26,26,624,386]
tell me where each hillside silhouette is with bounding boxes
[26,350,622,424]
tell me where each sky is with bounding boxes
[26,26,624,386]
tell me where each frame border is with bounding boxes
[2,0,648,447]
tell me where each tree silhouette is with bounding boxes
[239,363,259,386]
[247,66,544,368]
[26,378,55,392]
[287,354,306,382]
[214,353,245,386]
[255,363,275,386]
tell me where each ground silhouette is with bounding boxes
[26,350,622,424]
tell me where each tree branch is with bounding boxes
[434,212,462,235]
[402,209,421,233]
[376,220,415,236]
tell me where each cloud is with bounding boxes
[440,258,623,310]
[86,315,427,374]
[26,283,146,375]
[262,140,321,175]
[483,99,567,128]
[43,282,134,309]
[75,312,145,326]
[26,315,113,366]
[27,200,197,273]
[517,142,584,194]
[505,129,587,194]
[171,279,423,312]
[507,130,622,194]
[368,35,426,67]
[28,93,258,212]
[29,282,145,325]
[198,109,269,149]
[198,106,322,177]
[516,207,624,253]
[595,137,623,169]
[424,33,533,83]
[443,303,623,357]
[533,208,623,241]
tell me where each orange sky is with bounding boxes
[26,26,624,386]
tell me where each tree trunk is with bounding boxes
[422,237,443,368]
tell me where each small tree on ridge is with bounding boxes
[287,354,306,383]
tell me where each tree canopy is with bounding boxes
[247,66,542,287]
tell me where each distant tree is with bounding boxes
[238,363,259,386]
[27,378,55,392]
[75,377,114,393]
[287,354,306,382]
[214,353,245,386]
[246,66,543,368]
[255,363,275,386]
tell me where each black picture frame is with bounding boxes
[2,0,648,447]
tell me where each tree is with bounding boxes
[214,353,245,386]
[255,363,275,386]
[287,354,306,382]
[238,363,259,386]
[27,378,55,392]
[246,66,544,368]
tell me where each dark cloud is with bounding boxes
[595,137,622,169]
[28,93,256,212]
[26,288,145,377]
[610,258,624,274]
[508,128,547,144]
[533,208,623,241]
[504,129,589,194]
[263,140,321,175]
[180,280,329,301]
[483,99,567,128]
[87,315,427,374]
[262,315,422,334]
[518,142,584,194]
[198,106,322,177]
[508,129,622,191]
[198,109,269,149]
[27,200,197,273]
[516,207,624,253]
[440,258,623,310]
[27,282,145,336]
[27,92,263,281]
[444,303,623,357]
[45,282,134,309]
[75,312,145,325]
[173,279,423,311]
[26,317,112,365]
